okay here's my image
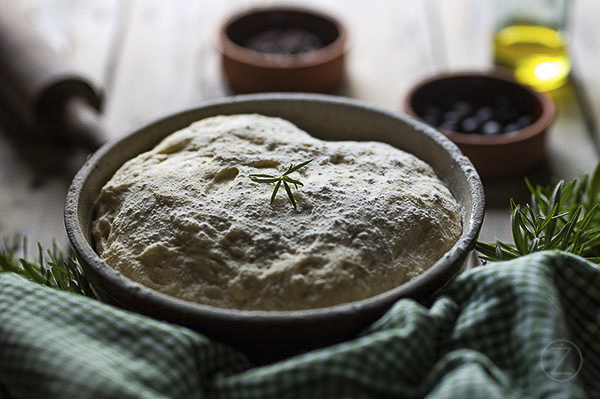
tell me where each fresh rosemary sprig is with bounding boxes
[249,159,312,210]
[0,236,97,298]
[476,164,600,265]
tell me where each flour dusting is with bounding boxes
[92,114,462,310]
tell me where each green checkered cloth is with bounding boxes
[1,251,599,399]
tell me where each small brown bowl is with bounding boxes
[218,6,347,93]
[404,71,555,180]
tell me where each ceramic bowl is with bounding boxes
[218,7,347,93]
[65,93,484,362]
[404,71,555,180]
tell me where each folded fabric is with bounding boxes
[1,251,599,399]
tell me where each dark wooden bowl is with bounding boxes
[65,93,484,363]
[404,71,555,180]
[218,7,347,93]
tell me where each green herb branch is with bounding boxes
[249,159,312,210]
[476,164,600,265]
[0,236,97,297]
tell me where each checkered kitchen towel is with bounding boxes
[1,250,599,398]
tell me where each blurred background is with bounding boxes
[0,0,599,254]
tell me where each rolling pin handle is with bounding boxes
[61,95,106,152]
[0,2,106,151]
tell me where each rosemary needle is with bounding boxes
[249,159,312,210]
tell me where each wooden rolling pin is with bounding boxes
[0,3,106,151]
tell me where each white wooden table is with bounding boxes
[1,0,599,257]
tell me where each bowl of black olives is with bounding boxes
[404,71,555,179]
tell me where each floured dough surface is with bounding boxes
[92,114,462,310]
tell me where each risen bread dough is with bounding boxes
[92,114,462,310]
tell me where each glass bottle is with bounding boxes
[493,0,571,92]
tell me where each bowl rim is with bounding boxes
[65,92,484,323]
[403,70,556,146]
[217,6,348,69]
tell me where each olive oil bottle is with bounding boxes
[494,24,570,92]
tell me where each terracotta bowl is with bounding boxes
[65,93,484,362]
[404,71,555,180]
[218,7,347,93]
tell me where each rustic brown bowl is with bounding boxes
[218,6,347,93]
[65,93,484,362]
[404,71,555,180]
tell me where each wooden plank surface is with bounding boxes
[325,0,435,108]
[16,0,123,89]
[429,0,494,71]
[104,0,208,139]
[1,0,599,258]
[104,0,437,137]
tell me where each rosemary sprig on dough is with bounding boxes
[249,159,312,210]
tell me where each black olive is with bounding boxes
[503,122,519,133]
[474,106,494,123]
[481,120,502,135]
[503,115,535,133]
[439,120,459,132]
[442,110,464,123]
[461,117,480,134]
